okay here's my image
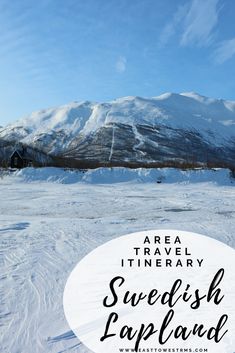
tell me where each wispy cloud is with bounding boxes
[116,56,127,73]
[159,4,189,46]
[181,0,220,46]
[160,0,221,47]
[213,38,235,64]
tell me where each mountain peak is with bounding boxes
[1,92,235,169]
[1,91,235,153]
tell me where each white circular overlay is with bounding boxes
[63,230,235,353]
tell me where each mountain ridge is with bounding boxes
[1,92,235,169]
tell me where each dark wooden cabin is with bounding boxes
[10,149,33,169]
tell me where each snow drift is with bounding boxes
[11,167,235,186]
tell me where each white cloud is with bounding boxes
[214,38,235,64]
[116,56,127,73]
[160,0,221,47]
[180,0,220,46]
[159,4,189,46]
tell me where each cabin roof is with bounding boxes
[10,149,33,161]
[10,150,23,159]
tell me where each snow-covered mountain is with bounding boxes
[1,92,235,168]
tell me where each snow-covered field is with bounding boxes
[1,167,235,353]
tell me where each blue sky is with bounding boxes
[0,0,235,125]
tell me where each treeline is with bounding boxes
[1,140,235,173]
[1,153,235,172]
[53,156,235,173]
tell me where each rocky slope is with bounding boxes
[1,92,235,168]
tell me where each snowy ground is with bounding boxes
[1,168,235,353]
